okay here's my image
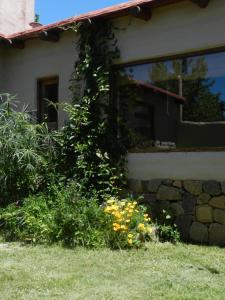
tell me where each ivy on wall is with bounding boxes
[56,20,129,199]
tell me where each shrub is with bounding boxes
[0,94,55,205]
[0,184,109,247]
[103,197,155,249]
[155,209,180,243]
[0,185,156,249]
[0,194,54,243]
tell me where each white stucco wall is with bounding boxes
[127,152,225,181]
[1,31,77,127]
[1,0,225,126]
[0,0,34,35]
[115,0,225,64]
[0,0,225,179]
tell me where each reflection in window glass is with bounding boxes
[115,51,225,149]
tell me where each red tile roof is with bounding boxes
[0,0,181,41]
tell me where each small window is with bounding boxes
[37,77,59,129]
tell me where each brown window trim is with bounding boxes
[111,45,225,152]
[112,45,225,70]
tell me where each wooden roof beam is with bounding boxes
[6,39,25,49]
[128,5,152,21]
[40,30,60,42]
[191,0,210,8]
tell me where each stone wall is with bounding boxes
[128,179,225,246]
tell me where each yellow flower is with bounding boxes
[128,238,133,245]
[128,233,133,239]
[138,223,146,232]
[111,204,119,211]
[113,211,122,219]
[104,206,113,213]
[146,226,153,234]
[120,225,128,231]
[107,198,116,204]
[144,214,151,222]
[113,223,121,231]
[125,219,130,223]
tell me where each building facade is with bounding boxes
[1,0,225,244]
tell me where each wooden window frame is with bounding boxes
[37,76,59,127]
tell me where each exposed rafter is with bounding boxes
[6,39,25,49]
[128,5,152,21]
[191,0,210,8]
[40,30,60,42]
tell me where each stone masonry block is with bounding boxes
[183,180,202,196]
[128,179,143,193]
[197,193,211,205]
[209,196,225,209]
[182,193,196,214]
[203,181,221,196]
[142,179,162,193]
[221,181,225,194]
[214,209,225,225]
[196,205,213,223]
[209,223,225,246]
[157,185,181,201]
[190,222,208,243]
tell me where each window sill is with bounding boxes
[128,147,225,153]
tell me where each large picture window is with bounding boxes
[114,50,225,149]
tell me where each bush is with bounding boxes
[0,194,54,243]
[0,94,55,205]
[104,197,155,249]
[155,209,180,243]
[0,184,156,249]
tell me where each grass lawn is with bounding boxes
[0,242,225,300]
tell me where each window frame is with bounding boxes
[112,46,225,125]
[37,76,59,128]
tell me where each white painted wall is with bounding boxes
[1,31,77,127]
[1,0,225,127]
[0,0,225,180]
[0,0,34,35]
[115,0,225,64]
[127,152,225,181]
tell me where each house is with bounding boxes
[1,0,225,244]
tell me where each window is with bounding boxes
[37,77,59,130]
[114,50,225,149]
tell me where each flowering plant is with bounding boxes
[104,197,155,248]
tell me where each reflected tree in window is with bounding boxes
[149,57,225,122]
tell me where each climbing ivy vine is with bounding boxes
[56,20,128,199]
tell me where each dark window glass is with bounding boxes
[115,51,225,149]
[38,77,58,130]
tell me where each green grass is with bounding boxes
[0,242,225,300]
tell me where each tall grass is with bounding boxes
[0,94,55,205]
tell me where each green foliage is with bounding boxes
[55,21,127,200]
[104,197,155,249]
[35,14,40,23]
[0,94,55,205]
[0,194,54,243]
[0,184,157,249]
[149,58,224,122]
[155,209,180,243]
[0,184,110,248]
